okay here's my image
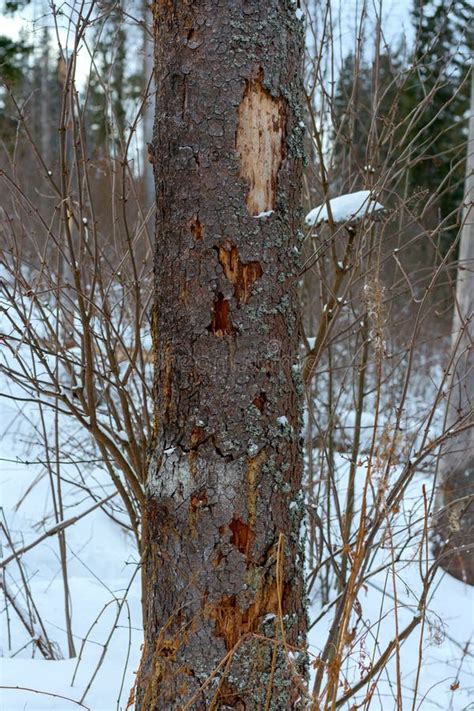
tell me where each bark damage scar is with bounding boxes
[189,488,208,535]
[252,391,267,412]
[208,292,235,336]
[206,579,279,651]
[226,450,266,560]
[236,70,286,216]
[189,214,203,240]
[217,240,263,305]
[229,517,255,556]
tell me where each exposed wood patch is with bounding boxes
[208,292,235,336]
[217,240,263,304]
[212,550,225,568]
[186,28,202,50]
[156,637,179,660]
[188,427,207,477]
[252,391,267,412]
[189,215,203,240]
[190,489,208,512]
[190,426,205,448]
[229,517,255,556]
[206,578,279,651]
[236,70,285,216]
[189,488,208,534]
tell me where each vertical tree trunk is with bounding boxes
[136,2,307,708]
[142,0,155,209]
[40,27,50,167]
[434,68,474,584]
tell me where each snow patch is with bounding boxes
[305,190,384,227]
[253,210,274,219]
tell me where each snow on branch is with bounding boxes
[305,190,384,227]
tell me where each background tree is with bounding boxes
[433,67,474,583]
[86,6,141,156]
[135,2,308,708]
[0,34,31,142]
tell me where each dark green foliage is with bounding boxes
[3,0,30,12]
[405,0,472,244]
[332,0,471,253]
[332,49,404,191]
[0,24,62,166]
[0,35,31,86]
[0,35,31,144]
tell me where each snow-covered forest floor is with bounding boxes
[307,453,474,710]
[0,391,142,710]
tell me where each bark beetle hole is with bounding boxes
[229,517,255,556]
[235,69,286,216]
[208,292,235,336]
[217,240,263,304]
[252,391,267,412]
[189,215,203,240]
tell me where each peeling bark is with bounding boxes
[136,3,307,709]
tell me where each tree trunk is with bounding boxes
[433,67,474,584]
[142,0,155,210]
[135,3,307,709]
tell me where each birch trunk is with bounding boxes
[136,2,307,708]
[434,68,474,584]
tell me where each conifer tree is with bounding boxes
[86,9,141,157]
[404,0,471,249]
[136,2,307,707]
[0,35,31,143]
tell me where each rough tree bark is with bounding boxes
[135,2,307,709]
[434,68,474,584]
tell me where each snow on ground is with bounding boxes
[307,454,474,710]
[305,190,384,226]
[303,342,473,709]
[0,376,142,710]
